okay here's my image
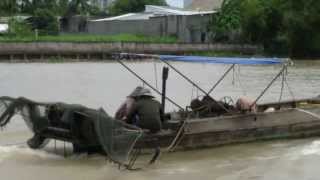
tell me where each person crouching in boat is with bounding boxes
[124,88,163,133]
[235,96,257,113]
[115,86,143,120]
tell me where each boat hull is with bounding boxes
[138,107,320,150]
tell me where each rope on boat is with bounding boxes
[165,120,187,152]
[285,77,295,101]
[116,59,184,110]
[153,60,159,90]
[1,141,26,147]
[283,59,295,101]
[232,65,236,86]
[207,64,235,95]
[236,65,247,96]
[251,65,288,109]
[279,68,286,102]
[159,58,231,113]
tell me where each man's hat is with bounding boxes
[137,88,154,98]
[128,86,143,97]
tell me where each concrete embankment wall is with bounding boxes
[0,42,260,61]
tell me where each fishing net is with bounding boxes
[0,97,20,128]
[94,109,143,165]
[0,96,143,166]
[0,97,49,132]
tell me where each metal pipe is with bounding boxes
[116,59,184,110]
[251,65,287,108]
[162,67,169,113]
[208,64,235,95]
[159,59,230,112]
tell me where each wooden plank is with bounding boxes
[184,108,320,134]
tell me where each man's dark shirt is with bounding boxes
[126,97,163,133]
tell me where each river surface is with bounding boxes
[0,60,320,180]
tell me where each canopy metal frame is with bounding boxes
[115,53,288,112]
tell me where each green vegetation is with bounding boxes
[1,0,320,59]
[1,0,168,40]
[32,9,59,35]
[210,0,320,58]
[108,0,166,16]
[0,0,101,17]
[7,17,33,37]
[0,0,18,16]
[0,0,103,36]
[0,34,178,43]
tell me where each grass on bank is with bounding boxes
[0,34,178,43]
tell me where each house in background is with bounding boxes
[0,24,8,33]
[166,0,193,9]
[93,0,224,10]
[61,1,223,42]
[60,15,88,33]
[0,18,8,34]
[187,0,224,10]
[166,0,223,10]
[87,5,217,43]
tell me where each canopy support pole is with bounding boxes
[116,59,184,110]
[208,64,235,95]
[162,67,169,113]
[159,59,230,112]
[251,65,287,108]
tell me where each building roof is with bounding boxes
[91,5,216,22]
[186,0,224,11]
[91,13,156,22]
[166,0,193,9]
[145,5,216,15]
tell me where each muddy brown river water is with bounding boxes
[0,60,320,180]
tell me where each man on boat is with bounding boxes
[125,88,163,133]
[235,96,257,113]
[115,86,143,120]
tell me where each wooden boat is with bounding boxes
[138,98,320,151]
[1,54,319,168]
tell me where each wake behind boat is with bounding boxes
[1,54,320,169]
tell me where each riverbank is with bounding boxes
[0,42,260,62]
[0,34,178,43]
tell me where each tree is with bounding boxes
[8,17,33,37]
[209,0,242,42]
[108,0,166,16]
[57,0,70,16]
[283,0,320,58]
[210,0,320,58]
[31,9,59,35]
[0,0,18,16]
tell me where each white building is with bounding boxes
[166,0,223,10]
[88,5,217,43]
[92,5,215,22]
[166,0,192,8]
[99,0,223,10]
[0,24,8,33]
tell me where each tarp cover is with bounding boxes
[159,55,283,65]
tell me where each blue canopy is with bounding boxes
[159,55,283,65]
